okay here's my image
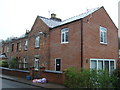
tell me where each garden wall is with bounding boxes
[1,67,30,78]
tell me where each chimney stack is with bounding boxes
[51,13,56,18]
[50,13,61,21]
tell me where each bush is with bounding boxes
[64,67,119,88]
[8,58,18,69]
[0,60,8,67]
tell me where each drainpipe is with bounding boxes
[81,19,83,70]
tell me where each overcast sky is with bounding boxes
[0,0,119,40]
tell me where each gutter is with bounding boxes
[81,19,83,70]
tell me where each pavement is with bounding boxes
[0,74,66,88]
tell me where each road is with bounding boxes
[2,78,39,88]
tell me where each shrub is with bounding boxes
[8,58,18,69]
[64,67,118,88]
[0,60,8,67]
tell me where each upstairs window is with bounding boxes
[100,26,107,44]
[16,43,19,52]
[35,36,40,48]
[12,44,14,52]
[19,43,22,51]
[61,28,69,43]
[24,40,28,50]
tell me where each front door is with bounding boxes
[55,59,61,71]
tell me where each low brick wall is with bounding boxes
[1,67,30,79]
[40,69,65,84]
[1,67,65,84]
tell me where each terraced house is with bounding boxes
[1,6,119,83]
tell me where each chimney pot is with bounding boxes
[51,13,56,18]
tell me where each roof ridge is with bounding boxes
[39,16,50,20]
[62,6,102,23]
[39,6,102,28]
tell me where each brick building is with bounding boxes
[1,6,118,78]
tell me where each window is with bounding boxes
[19,43,22,51]
[61,28,69,43]
[16,43,19,52]
[34,58,39,71]
[100,26,107,44]
[7,47,9,52]
[23,57,27,68]
[35,36,40,48]
[24,40,28,50]
[90,59,116,73]
[91,60,97,70]
[19,59,22,69]
[12,44,14,52]
[98,61,103,70]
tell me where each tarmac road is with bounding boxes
[2,78,39,88]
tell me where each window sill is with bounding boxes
[34,69,39,71]
[43,70,63,74]
[61,42,69,44]
[24,49,28,51]
[35,47,40,49]
[100,42,107,45]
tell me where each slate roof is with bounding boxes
[39,7,102,28]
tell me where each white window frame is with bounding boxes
[19,42,22,51]
[100,26,107,44]
[24,40,28,50]
[19,59,22,69]
[23,57,27,68]
[34,58,39,71]
[90,58,116,73]
[61,28,69,44]
[35,35,40,48]
[7,47,9,52]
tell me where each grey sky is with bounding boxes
[0,0,119,40]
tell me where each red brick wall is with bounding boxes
[82,7,118,69]
[27,16,50,69]
[49,7,118,71]
[1,68,30,78]
[50,21,82,71]
[2,16,50,70]
[39,69,64,84]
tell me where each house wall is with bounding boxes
[50,21,82,71]
[1,7,119,84]
[27,16,50,69]
[1,16,50,70]
[82,7,118,69]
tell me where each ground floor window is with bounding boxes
[19,59,22,69]
[34,58,39,71]
[23,57,28,69]
[90,59,116,73]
